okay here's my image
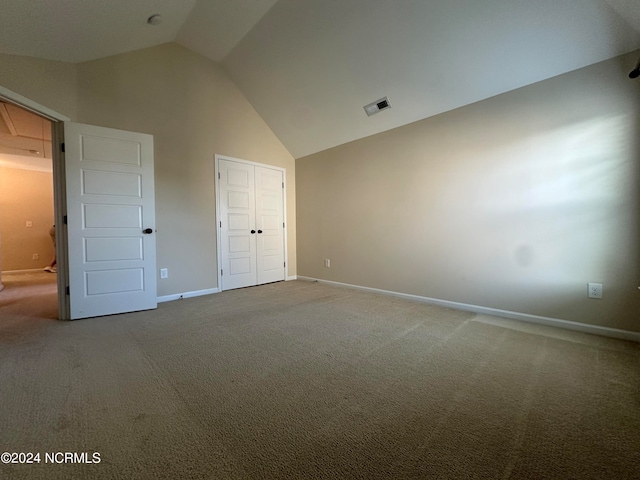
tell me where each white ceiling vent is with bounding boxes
[363,97,391,116]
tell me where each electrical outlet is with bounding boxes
[32,253,39,260]
[324,259,331,268]
[160,268,168,279]
[588,283,603,299]
[25,221,32,228]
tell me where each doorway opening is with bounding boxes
[0,101,58,319]
[0,85,161,321]
[0,86,70,319]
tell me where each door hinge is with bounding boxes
[63,215,68,225]
[220,221,222,228]
[282,182,284,188]
[284,262,286,268]
[218,172,220,179]
[283,222,285,228]
[65,286,70,295]
[221,269,223,276]
[61,143,65,153]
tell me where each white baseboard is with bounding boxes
[297,276,640,342]
[158,278,297,303]
[157,288,219,303]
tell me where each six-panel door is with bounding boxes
[218,158,285,290]
[65,122,157,319]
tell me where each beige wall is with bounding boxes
[297,51,640,332]
[77,43,296,296]
[0,53,77,120]
[0,166,55,271]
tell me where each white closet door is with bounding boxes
[218,158,285,291]
[255,166,285,285]
[219,159,257,290]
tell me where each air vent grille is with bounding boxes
[364,97,391,116]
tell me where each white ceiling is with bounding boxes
[222,0,640,157]
[1,0,639,158]
[0,0,274,63]
[177,0,279,63]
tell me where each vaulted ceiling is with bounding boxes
[1,0,639,158]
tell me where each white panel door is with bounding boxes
[255,166,285,285]
[65,122,157,319]
[219,159,257,289]
[218,158,285,291]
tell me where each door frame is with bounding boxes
[214,154,288,292]
[0,86,71,319]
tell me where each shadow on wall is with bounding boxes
[460,113,639,325]
[295,54,640,331]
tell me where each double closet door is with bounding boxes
[218,158,285,291]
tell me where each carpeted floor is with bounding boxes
[0,270,58,320]
[0,276,639,479]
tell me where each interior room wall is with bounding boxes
[76,43,296,296]
[0,53,77,120]
[0,165,55,271]
[296,50,640,333]
[0,228,3,291]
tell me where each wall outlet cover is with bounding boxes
[588,283,603,299]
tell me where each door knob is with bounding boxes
[143,228,153,234]
[251,230,256,234]
[257,230,263,234]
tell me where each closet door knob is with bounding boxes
[251,230,256,234]
[143,228,153,234]
[257,230,263,234]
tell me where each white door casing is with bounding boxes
[217,156,285,291]
[65,122,157,319]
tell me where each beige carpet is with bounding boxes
[0,277,639,479]
[0,270,58,320]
